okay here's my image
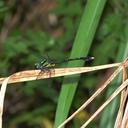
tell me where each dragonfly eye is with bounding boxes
[87,56,95,62]
[35,63,41,69]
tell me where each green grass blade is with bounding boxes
[54,0,107,127]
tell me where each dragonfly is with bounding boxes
[35,56,94,78]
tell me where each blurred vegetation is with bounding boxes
[0,0,128,128]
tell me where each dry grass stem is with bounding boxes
[0,63,120,85]
[115,65,128,128]
[120,66,128,128]
[81,79,128,128]
[58,59,128,128]
[58,64,123,128]
[0,77,11,128]
[0,60,126,128]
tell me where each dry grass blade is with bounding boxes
[0,62,123,128]
[58,64,123,128]
[121,99,128,127]
[120,66,128,128]
[0,63,120,85]
[58,59,128,128]
[81,79,128,128]
[115,65,128,128]
[0,77,10,128]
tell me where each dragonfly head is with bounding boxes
[35,62,41,69]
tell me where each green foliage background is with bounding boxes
[0,0,128,127]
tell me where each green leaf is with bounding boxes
[54,0,107,127]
